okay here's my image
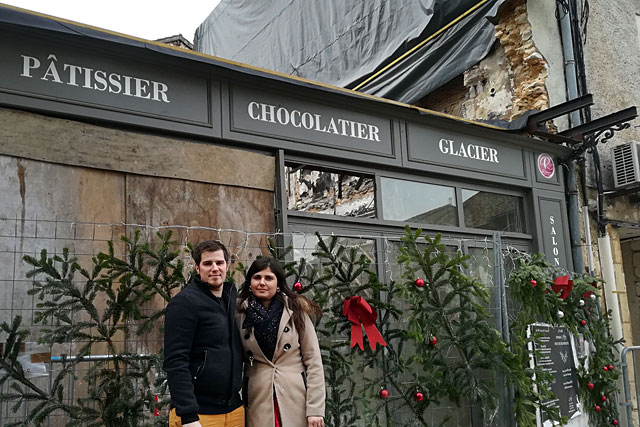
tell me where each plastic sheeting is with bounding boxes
[194,0,505,104]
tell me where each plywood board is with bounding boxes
[0,107,274,191]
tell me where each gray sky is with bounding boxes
[2,1,222,43]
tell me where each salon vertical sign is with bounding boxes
[539,198,569,269]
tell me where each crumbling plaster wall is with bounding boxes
[581,0,640,377]
[421,0,557,125]
[605,194,640,224]
[526,0,569,129]
[583,0,640,189]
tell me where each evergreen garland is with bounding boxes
[507,253,621,427]
[282,228,517,426]
[0,228,620,427]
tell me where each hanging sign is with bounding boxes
[537,153,556,179]
[538,197,570,268]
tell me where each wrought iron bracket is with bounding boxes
[565,107,637,161]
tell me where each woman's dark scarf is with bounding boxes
[243,297,284,361]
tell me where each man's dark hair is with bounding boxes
[193,240,230,265]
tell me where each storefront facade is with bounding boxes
[0,5,578,425]
[1,5,572,266]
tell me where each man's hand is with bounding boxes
[308,416,324,427]
[182,422,202,427]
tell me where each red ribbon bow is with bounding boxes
[343,296,387,351]
[551,275,573,300]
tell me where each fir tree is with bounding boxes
[0,231,184,426]
[1,228,619,427]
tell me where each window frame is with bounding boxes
[282,155,534,241]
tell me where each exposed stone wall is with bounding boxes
[605,194,640,224]
[415,75,466,117]
[495,0,549,119]
[420,0,550,123]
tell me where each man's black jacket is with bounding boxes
[163,277,243,423]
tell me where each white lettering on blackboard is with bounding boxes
[549,215,560,266]
[247,101,381,142]
[20,54,170,103]
[438,138,499,163]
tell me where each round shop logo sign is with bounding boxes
[538,153,555,179]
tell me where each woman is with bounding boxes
[237,257,325,427]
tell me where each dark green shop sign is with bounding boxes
[406,123,526,178]
[539,197,569,268]
[231,87,395,156]
[0,34,209,124]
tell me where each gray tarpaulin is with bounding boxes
[194,0,505,104]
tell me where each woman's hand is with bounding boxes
[182,422,202,427]
[307,416,324,427]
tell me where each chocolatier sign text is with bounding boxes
[232,87,394,155]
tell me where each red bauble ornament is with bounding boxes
[608,364,614,371]
[379,389,389,399]
[293,282,302,292]
[595,405,601,412]
[580,319,587,326]
[415,278,425,288]
[429,336,438,346]
[601,395,607,402]
[414,392,424,402]
[603,366,608,372]
[587,382,595,390]
[592,281,598,288]
[530,279,537,287]
[613,420,619,426]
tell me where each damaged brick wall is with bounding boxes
[419,0,550,122]
[496,0,549,119]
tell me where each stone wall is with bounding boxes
[420,0,551,124]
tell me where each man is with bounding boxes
[164,241,244,427]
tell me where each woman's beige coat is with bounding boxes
[237,297,325,427]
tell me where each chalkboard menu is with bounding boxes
[531,324,580,423]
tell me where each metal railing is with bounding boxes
[620,346,640,426]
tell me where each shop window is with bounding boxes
[292,234,376,270]
[461,190,526,233]
[286,165,375,218]
[380,178,458,226]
